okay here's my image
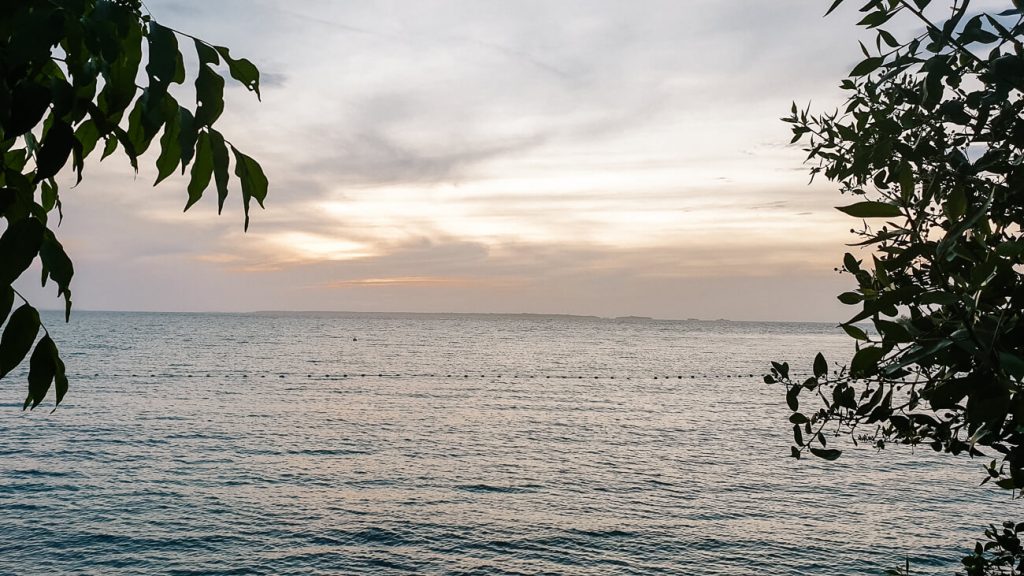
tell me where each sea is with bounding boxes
[0,311,1012,575]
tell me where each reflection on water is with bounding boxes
[0,312,1010,574]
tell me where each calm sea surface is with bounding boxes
[0,312,1012,575]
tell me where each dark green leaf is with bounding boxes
[786,386,800,411]
[0,287,13,326]
[7,81,52,137]
[0,304,41,379]
[842,323,869,341]
[195,39,220,66]
[850,56,884,76]
[851,346,885,377]
[836,201,902,218]
[232,146,268,231]
[186,131,213,211]
[194,64,225,127]
[34,121,76,182]
[214,45,261,99]
[208,129,230,213]
[74,120,101,160]
[838,292,863,305]
[154,102,182,185]
[39,230,74,320]
[0,218,44,286]
[25,336,57,410]
[146,22,180,86]
[810,447,842,460]
[813,353,828,378]
[178,108,197,173]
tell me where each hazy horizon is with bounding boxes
[39,307,851,324]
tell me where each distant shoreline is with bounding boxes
[35,308,846,325]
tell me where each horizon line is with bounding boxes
[36,308,845,325]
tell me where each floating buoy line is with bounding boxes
[76,372,767,381]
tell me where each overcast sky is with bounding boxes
[19,1,965,320]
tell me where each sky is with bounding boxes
[19,1,941,321]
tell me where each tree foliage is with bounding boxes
[1,0,266,410]
[770,0,1024,571]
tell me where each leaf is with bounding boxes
[0,218,44,285]
[53,348,68,409]
[995,241,1024,258]
[825,0,845,16]
[214,45,261,99]
[771,361,790,379]
[0,304,41,379]
[810,447,842,460]
[34,121,76,182]
[813,353,828,378]
[851,346,885,377]
[6,81,51,137]
[195,39,220,67]
[877,29,899,49]
[843,253,860,273]
[146,22,180,87]
[186,131,213,211]
[208,129,230,214]
[850,56,884,76]
[0,287,13,326]
[920,291,958,305]
[74,120,102,161]
[39,230,74,320]
[25,336,58,410]
[996,478,1017,490]
[178,108,197,173]
[838,292,863,305]
[101,136,118,160]
[842,323,869,341]
[232,146,268,231]
[897,163,914,202]
[836,201,902,218]
[999,352,1024,380]
[40,181,57,213]
[154,103,182,185]
[786,386,800,411]
[194,64,225,127]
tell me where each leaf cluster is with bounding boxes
[1,0,266,409]
[776,0,1024,494]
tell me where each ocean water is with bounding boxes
[0,311,1012,575]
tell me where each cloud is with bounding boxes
[19,0,897,320]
